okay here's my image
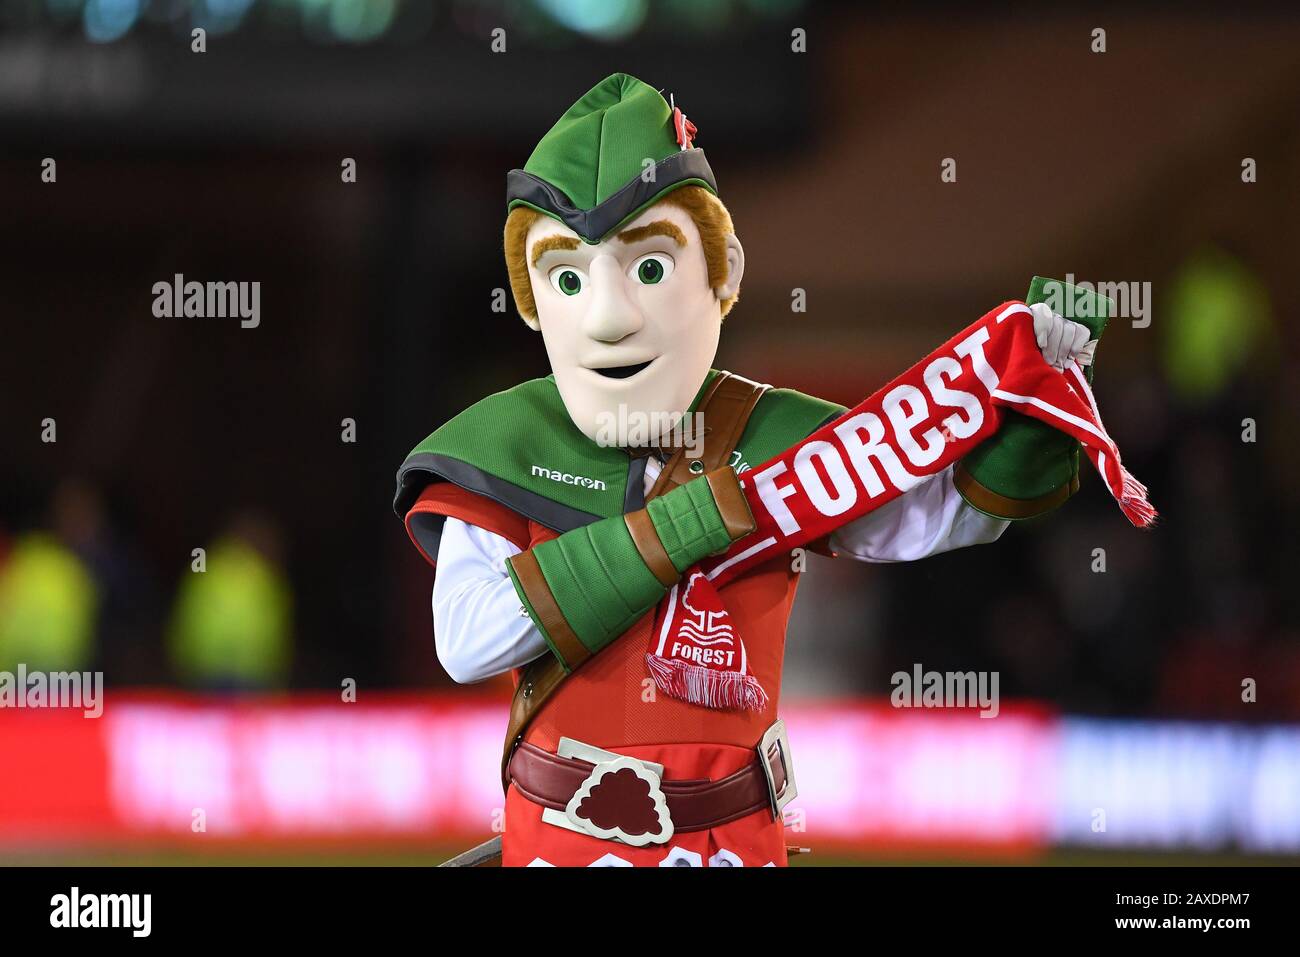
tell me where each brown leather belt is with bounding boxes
[508,741,781,833]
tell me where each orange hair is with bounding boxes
[503,186,739,326]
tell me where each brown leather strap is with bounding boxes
[648,372,770,499]
[507,549,591,672]
[953,459,1080,520]
[700,373,769,472]
[623,509,679,587]
[501,655,567,790]
[509,742,772,832]
[500,371,771,790]
[704,467,757,541]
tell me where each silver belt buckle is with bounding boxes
[540,737,675,847]
[758,719,797,821]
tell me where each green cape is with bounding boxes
[393,370,843,560]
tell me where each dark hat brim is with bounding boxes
[506,149,717,244]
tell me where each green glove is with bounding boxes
[507,467,754,672]
[955,276,1111,519]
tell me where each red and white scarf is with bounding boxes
[647,301,1156,711]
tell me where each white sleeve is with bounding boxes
[431,516,550,683]
[827,464,1009,563]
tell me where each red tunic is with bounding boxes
[407,484,801,867]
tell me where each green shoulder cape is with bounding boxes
[392,370,843,560]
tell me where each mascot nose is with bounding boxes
[583,256,644,343]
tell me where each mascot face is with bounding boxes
[525,200,731,448]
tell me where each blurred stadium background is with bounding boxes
[1,0,1298,865]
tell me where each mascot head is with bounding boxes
[502,73,744,448]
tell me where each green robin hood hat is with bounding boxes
[505,73,717,243]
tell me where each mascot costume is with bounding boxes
[393,74,1153,867]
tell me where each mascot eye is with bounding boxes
[630,253,674,285]
[548,267,586,296]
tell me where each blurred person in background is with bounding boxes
[0,479,170,680]
[0,507,99,674]
[167,510,293,691]
[0,479,143,674]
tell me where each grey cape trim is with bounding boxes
[505,149,717,243]
[396,453,649,563]
[623,456,648,513]
[395,452,602,533]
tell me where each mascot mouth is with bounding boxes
[591,359,655,380]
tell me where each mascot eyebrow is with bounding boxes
[530,234,580,267]
[530,220,688,268]
[616,220,687,246]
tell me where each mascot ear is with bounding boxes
[715,233,745,303]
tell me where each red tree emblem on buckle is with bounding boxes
[565,757,674,846]
[574,768,660,835]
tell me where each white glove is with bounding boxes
[1029,302,1096,369]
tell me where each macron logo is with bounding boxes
[531,465,607,491]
